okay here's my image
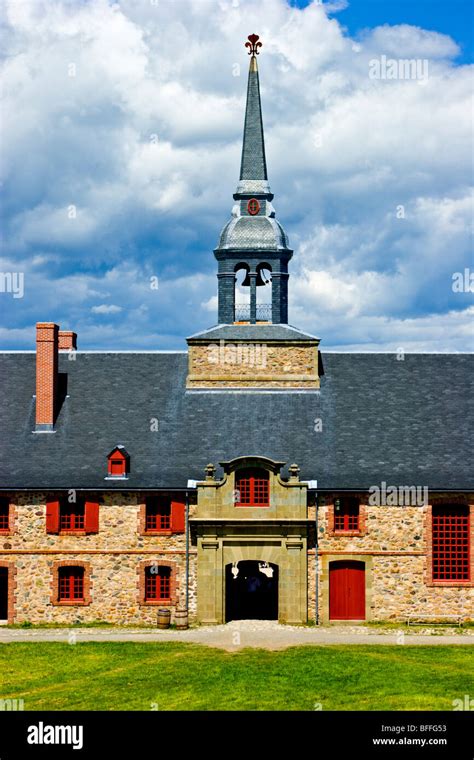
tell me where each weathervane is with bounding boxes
[245,33,262,56]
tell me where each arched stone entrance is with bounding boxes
[191,455,309,625]
[225,560,278,621]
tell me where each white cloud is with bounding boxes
[91,304,123,315]
[1,0,472,351]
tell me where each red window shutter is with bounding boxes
[171,501,185,534]
[85,501,99,534]
[46,500,60,534]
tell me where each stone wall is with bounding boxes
[1,493,472,625]
[1,494,198,625]
[306,500,474,622]
[186,341,320,388]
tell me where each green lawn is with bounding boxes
[0,643,472,711]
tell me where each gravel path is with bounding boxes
[1,621,473,650]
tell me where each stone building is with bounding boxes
[0,36,472,626]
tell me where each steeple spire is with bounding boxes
[239,34,268,184]
[234,34,272,200]
[214,34,292,326]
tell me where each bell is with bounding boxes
[241,270,269,287]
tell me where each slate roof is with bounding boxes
[0,351,472,491]
[239,56,267,184]
[187,324,319,342]
[218,215,289,251]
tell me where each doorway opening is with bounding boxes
[0,567,8,621]
[225,560,278,621]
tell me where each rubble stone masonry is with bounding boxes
[0,493,471,624]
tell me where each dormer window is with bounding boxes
[106,446,130,478]
[110,459,124,476]
[235,468,270,507]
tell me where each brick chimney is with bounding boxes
[58,330,77,351]
[35,322,59,432]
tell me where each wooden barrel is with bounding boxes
[157,609,171,629]
[175,608,188,630]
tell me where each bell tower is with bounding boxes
[215,34,292,326]
[186,34,320,390]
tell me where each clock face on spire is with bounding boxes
[247,198,260,215]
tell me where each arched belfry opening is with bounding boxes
[234,263,272,323]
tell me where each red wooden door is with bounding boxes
[329,561,365,620]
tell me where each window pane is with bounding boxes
[432,506,469,581]
[146,498,171,530]
[0,499,9,530]
[235,469,270,506]
[58,567,84,601]
[60,502,85,530]
[334,499,360,531]
[145,566,171,600]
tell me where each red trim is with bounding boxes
[171,501,185,533]
[84,501,99,534]
[425,503,473,587]
[432,505,470,581]
[58,567,84,602]
[144,566,171,602]
[137,560,179,606]
[247,198,260,215]
[146,497,171,532]
[235,469,269,507]
[59,502,85,532]
[0,498,10,533]
[46,500,60,534]
[334,498,360,532]
[52,561,92,606]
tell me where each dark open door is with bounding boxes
[329,560,365,620]
[225,561,278,621]
[0,567,8,620]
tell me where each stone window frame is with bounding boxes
[326,497,367,537]
[0,497,16,536]
[425,500,473,588]
[137,560,179,607]
[0,560,17,623]
[51,560,92,606]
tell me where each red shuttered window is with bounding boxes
[146,498,171,532]
[145,566,171,601]
[0,498,9,532]
[60,502,85,531]
[432,505,470,581]
[47,499,99,534]
[235,469,269,507]
[58,567,84,602]
[334,498,360,532]
[144,498,185,533]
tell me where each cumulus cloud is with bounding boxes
[91,304,123,314]
[0,0,472,351]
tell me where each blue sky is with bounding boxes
[1,0,473,351]
[293,0,473,64]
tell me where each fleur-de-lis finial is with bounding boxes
[245,33,262,56]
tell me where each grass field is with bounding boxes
[1,643,473,711]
